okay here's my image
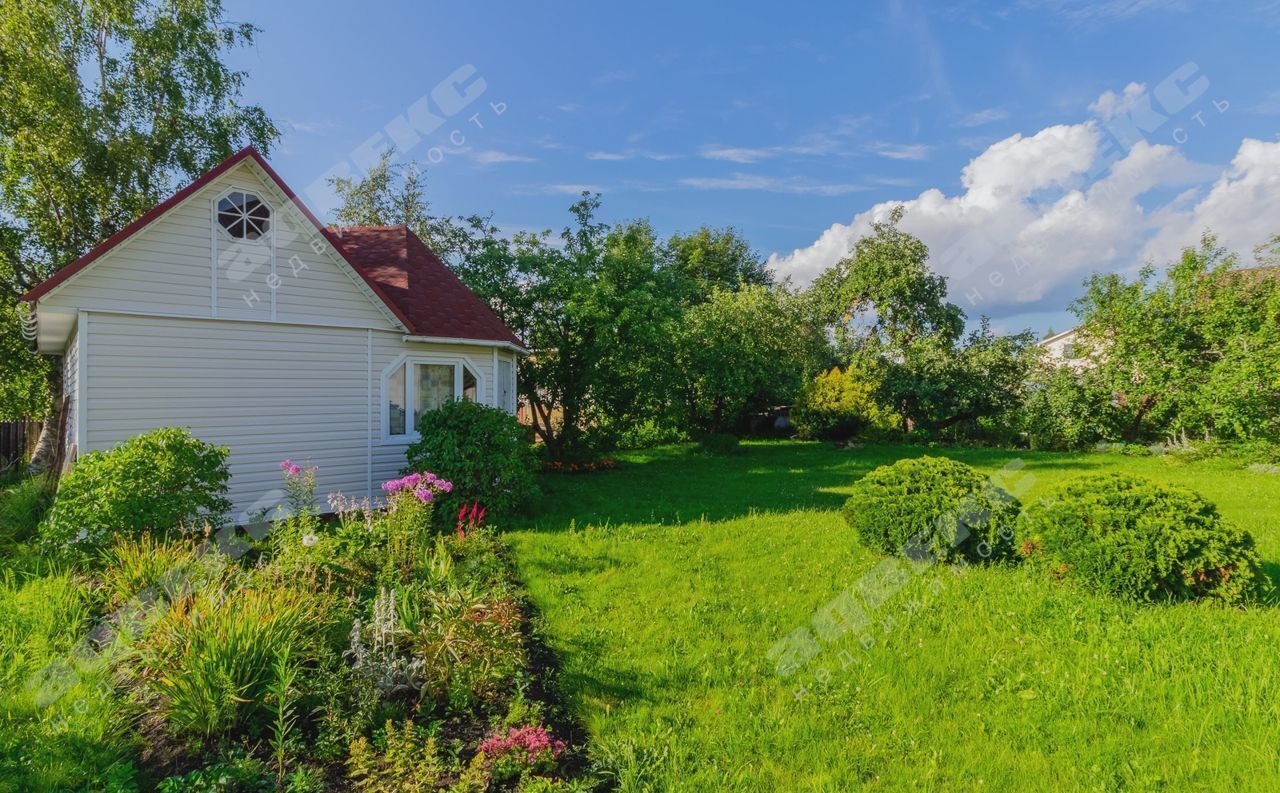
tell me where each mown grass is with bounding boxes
[508,441,1280,791]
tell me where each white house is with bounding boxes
[1038,327,1091,370]
[20,146,525,522]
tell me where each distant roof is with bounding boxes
[330,226,525,349]
[21,147,524,350]
[1038,327,1079,346]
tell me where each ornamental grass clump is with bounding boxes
[1020,472,1267,605]
[842,456,1020,563]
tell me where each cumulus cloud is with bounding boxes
[767,122,1280,321]
[1089,82,1148,121]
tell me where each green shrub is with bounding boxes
[0,474,52,547]
[842,456,1020,562]
[1020,473,1266,605]
[697,432,742,455]
[41,428,231,552]
[405,400,536,520]
[1020,365,1123,450]
[791,366,897,441]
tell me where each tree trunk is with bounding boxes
[27,365,63,474]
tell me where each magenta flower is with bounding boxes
[279,459,293,471]
[478,725,566,764]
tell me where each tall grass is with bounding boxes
[0,473,52,548]
[139,582,322,739]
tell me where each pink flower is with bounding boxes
[279,459,293,471]
[288,464,301,476]
[414,486,434,503]
[477,725,565,764]
[440,481,453,493]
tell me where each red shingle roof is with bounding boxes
[329,226,524,349]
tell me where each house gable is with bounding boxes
[26,148,406,343]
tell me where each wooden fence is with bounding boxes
[0,419,41,470]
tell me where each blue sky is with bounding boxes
[222,0,1280,334]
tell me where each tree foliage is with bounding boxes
[809,207,1035,434]
[673,285,830,434]
[1072,233,1280,441]
[0,0,278,422]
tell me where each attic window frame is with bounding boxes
[214,189,273,243]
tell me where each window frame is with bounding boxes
[213,189,274,244]
[380,353,487,444]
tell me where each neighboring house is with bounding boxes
[1038,327,1091,369]
[20,146,525,522]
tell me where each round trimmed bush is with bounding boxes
[406,399,536,520]
[842,456,1020,562]
[41,427,231,551]
[1020,473,1265,605]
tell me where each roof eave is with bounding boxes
[402,333,529,355]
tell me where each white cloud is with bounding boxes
[587,150,681,161]
[868,142,933,161]
[957,107,1009,127]
[679,172,865,196]
[699,145,775,164]
[767,118,1280,320]
[1249,89,1280,115]
[698,135,844,164]
[539,183,604,195]
[1021,0,1189,24]
[1089,81,1147,121]
[471,150,536,165]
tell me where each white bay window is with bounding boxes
[383,356,484,442]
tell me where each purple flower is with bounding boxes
[414,486,434,503]
[440,481,453,493]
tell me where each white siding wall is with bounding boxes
[38,162,397,331]
[83,313,519,521]
[85,313,374,521]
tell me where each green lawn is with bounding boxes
[507,441,1280,792]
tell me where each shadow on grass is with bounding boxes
[518,441,1111,532]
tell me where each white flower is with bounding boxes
[302,533,319,548]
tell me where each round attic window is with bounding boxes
[216,191,271,240]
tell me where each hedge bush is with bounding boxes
[842,456,1020,562]
[697,432,743,455]
[405,399,536,520]
[792,366,897,441]
[41,427,231,551]
[1020,473,1266,605]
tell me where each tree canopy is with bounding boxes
[0,0,278,421]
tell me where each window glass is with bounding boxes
[217,191,271,240]
[388,365,406,435]
[462,366,478,402]
[415,363,454,425]
[498,359,515,413]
